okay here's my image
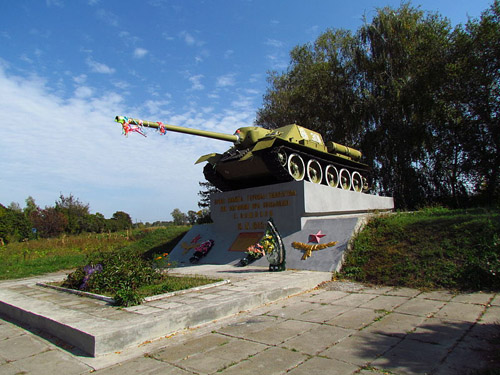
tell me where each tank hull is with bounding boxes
[204,141,369,192]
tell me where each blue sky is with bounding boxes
[0,0,493,223]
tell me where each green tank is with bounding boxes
[115,116,369,192]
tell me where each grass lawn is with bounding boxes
[340,206,500,291]
[0,226,190,280]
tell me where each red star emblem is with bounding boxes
[309,230,326,243]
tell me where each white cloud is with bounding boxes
[0,66,257,221]
[180,31,196,46]
[216,73,236,88]
[86,57,115,74]
[73,74,87,84]
[46,0,64,7]
[265,38,284,48]
[188,74,204,91]
[74,86,93,98]
[179,31,205,47]
[133,48,148,59]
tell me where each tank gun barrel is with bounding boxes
[115,116,239,143]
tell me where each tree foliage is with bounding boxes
[0,194,135,243]
[257,1,500,208]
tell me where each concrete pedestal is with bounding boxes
[169,181,394,272]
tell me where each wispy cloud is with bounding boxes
[86,57,115,74]
[179,31,204,47]
[133,48,148,59]
[216,73,236,88]
[188,74,204,91]
[46,0,64,7]
[0,65,255,221]
[265,38,284,48]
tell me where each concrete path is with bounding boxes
[1,272,499,374]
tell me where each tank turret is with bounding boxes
[115,116,369,192]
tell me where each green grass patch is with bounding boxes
[0,226,190,280]
[136,275,222,298]
[340,207,500,291]
[0,254,87,280]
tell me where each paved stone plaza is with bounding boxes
[0,266,498,374]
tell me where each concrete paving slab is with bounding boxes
[291,304,353,324]
[385,287,422,298]
[175,338,267,374]
[361,312,427,338]
[452,291,495,305]
[300,290,349,304]
[394,296,446,317]
[330,292,378,307]
[433,301,485,322]
[326,307,386,330]
[230,318,319,346]
[320,331,401,366]
[9,349,92,375]
[358,295,409,311]
[96,356,194,375]
[478,305,500,325]
[215,346,308,375]
[406,317,471,348]
[286,356,360,375]
[280,324,354,355]
[370,336,449,374]
[417,290,455,301]
[0,334,51,362]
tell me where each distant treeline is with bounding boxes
[0,194,134,244]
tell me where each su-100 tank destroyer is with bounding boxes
[115,116,369,192]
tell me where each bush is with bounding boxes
[62,249,168,306]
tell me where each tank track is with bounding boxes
[258,145,369,189]
[203,145,369,192]
[203,163,235,192]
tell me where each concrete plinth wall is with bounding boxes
[169,181,394,272]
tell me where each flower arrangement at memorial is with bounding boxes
[189,239,215,264]
[237,219,286,271]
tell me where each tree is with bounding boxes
[356,4,453,208]
[0,204,31,243]
[30,207,67,238]
[171,208,188,225]
[257,29,364,146]
[187,210,198,225]
[197,181,220,209]
[111,211,132,231]
[55,194,90,234]
[453,1,500,203]
[256,2,499,208]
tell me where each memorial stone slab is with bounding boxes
[169,180,394,271]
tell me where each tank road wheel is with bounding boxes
[325,165,339,188]
[351,171,364,193]
[277,149,287,167]
[306,159,323,184]
[339,168,352,190]
[287,153,305,181]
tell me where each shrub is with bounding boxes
[62,249,169,306]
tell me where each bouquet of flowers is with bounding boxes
[189,239,215,264]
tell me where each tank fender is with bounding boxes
[195,153,222,165]
[238,138,277,162]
